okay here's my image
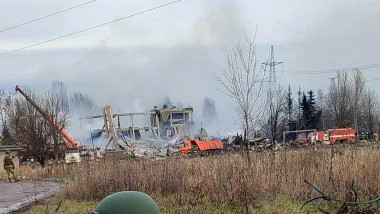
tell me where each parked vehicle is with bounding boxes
[180,139,223,156]
[65,149,82,164]
[285,128,356,145]
[306,131,325,144]
[327,128,356,144]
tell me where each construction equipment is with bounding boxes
[180,138,223,156]
[15,85,80,149]
[15,85,81,163]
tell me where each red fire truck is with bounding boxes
[327,128,356,144]
[301,128,356,145]
[306,131,325,144]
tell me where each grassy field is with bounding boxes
[26,196,338,214]
[9,144,380,213]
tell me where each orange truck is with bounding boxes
[180,139,223,156]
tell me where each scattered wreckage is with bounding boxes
[223,135,271,151]
[81,105,225,158]
[13,83,372,163]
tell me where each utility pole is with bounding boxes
[262,45,283,99]
[262,45,283,145]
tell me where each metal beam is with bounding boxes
[80,111,156,120]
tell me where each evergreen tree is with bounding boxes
[300,93,310,129]
[285,86,296,131]
[307,90,320,129]
[308,90,316,115]
[300,90,321,129]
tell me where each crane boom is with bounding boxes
[15,85,79,148]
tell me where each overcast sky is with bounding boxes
[1,0,380,135]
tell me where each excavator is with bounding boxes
[15,85,81,163]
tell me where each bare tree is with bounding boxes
[0,90,15,145]
[324,69,380,139]
[352,69,365,139]
[317,89,327,130]
[361,89,379,136]
[327,71,353,128]
[217,36,267,149]
[47,81,70,162]
[261,86,287,144]
[70,91,97,116]
[2,82,71,166]
[4,90,52,166]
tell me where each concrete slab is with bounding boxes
[0,181,62,214]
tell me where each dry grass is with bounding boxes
[10,145,380,213]
[0,164,47,182]
[33,145,379,210]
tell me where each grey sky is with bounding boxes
[1,0,380,135]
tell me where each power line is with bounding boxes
[285,63,380,75]
[0,0,99,34]
[365,77,380,83]
[319,76,380,92]
[0,0,182,56]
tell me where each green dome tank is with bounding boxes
[93,191,160,214]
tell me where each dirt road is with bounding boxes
[0,181,62,213]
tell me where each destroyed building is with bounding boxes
[150,106,194,140]
[82,105,195,157]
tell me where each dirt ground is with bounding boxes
[0,181,62,213]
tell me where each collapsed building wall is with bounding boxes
[82,105,195,157]
[150,106,194,140]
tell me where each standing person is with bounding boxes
[3,151,18,182]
